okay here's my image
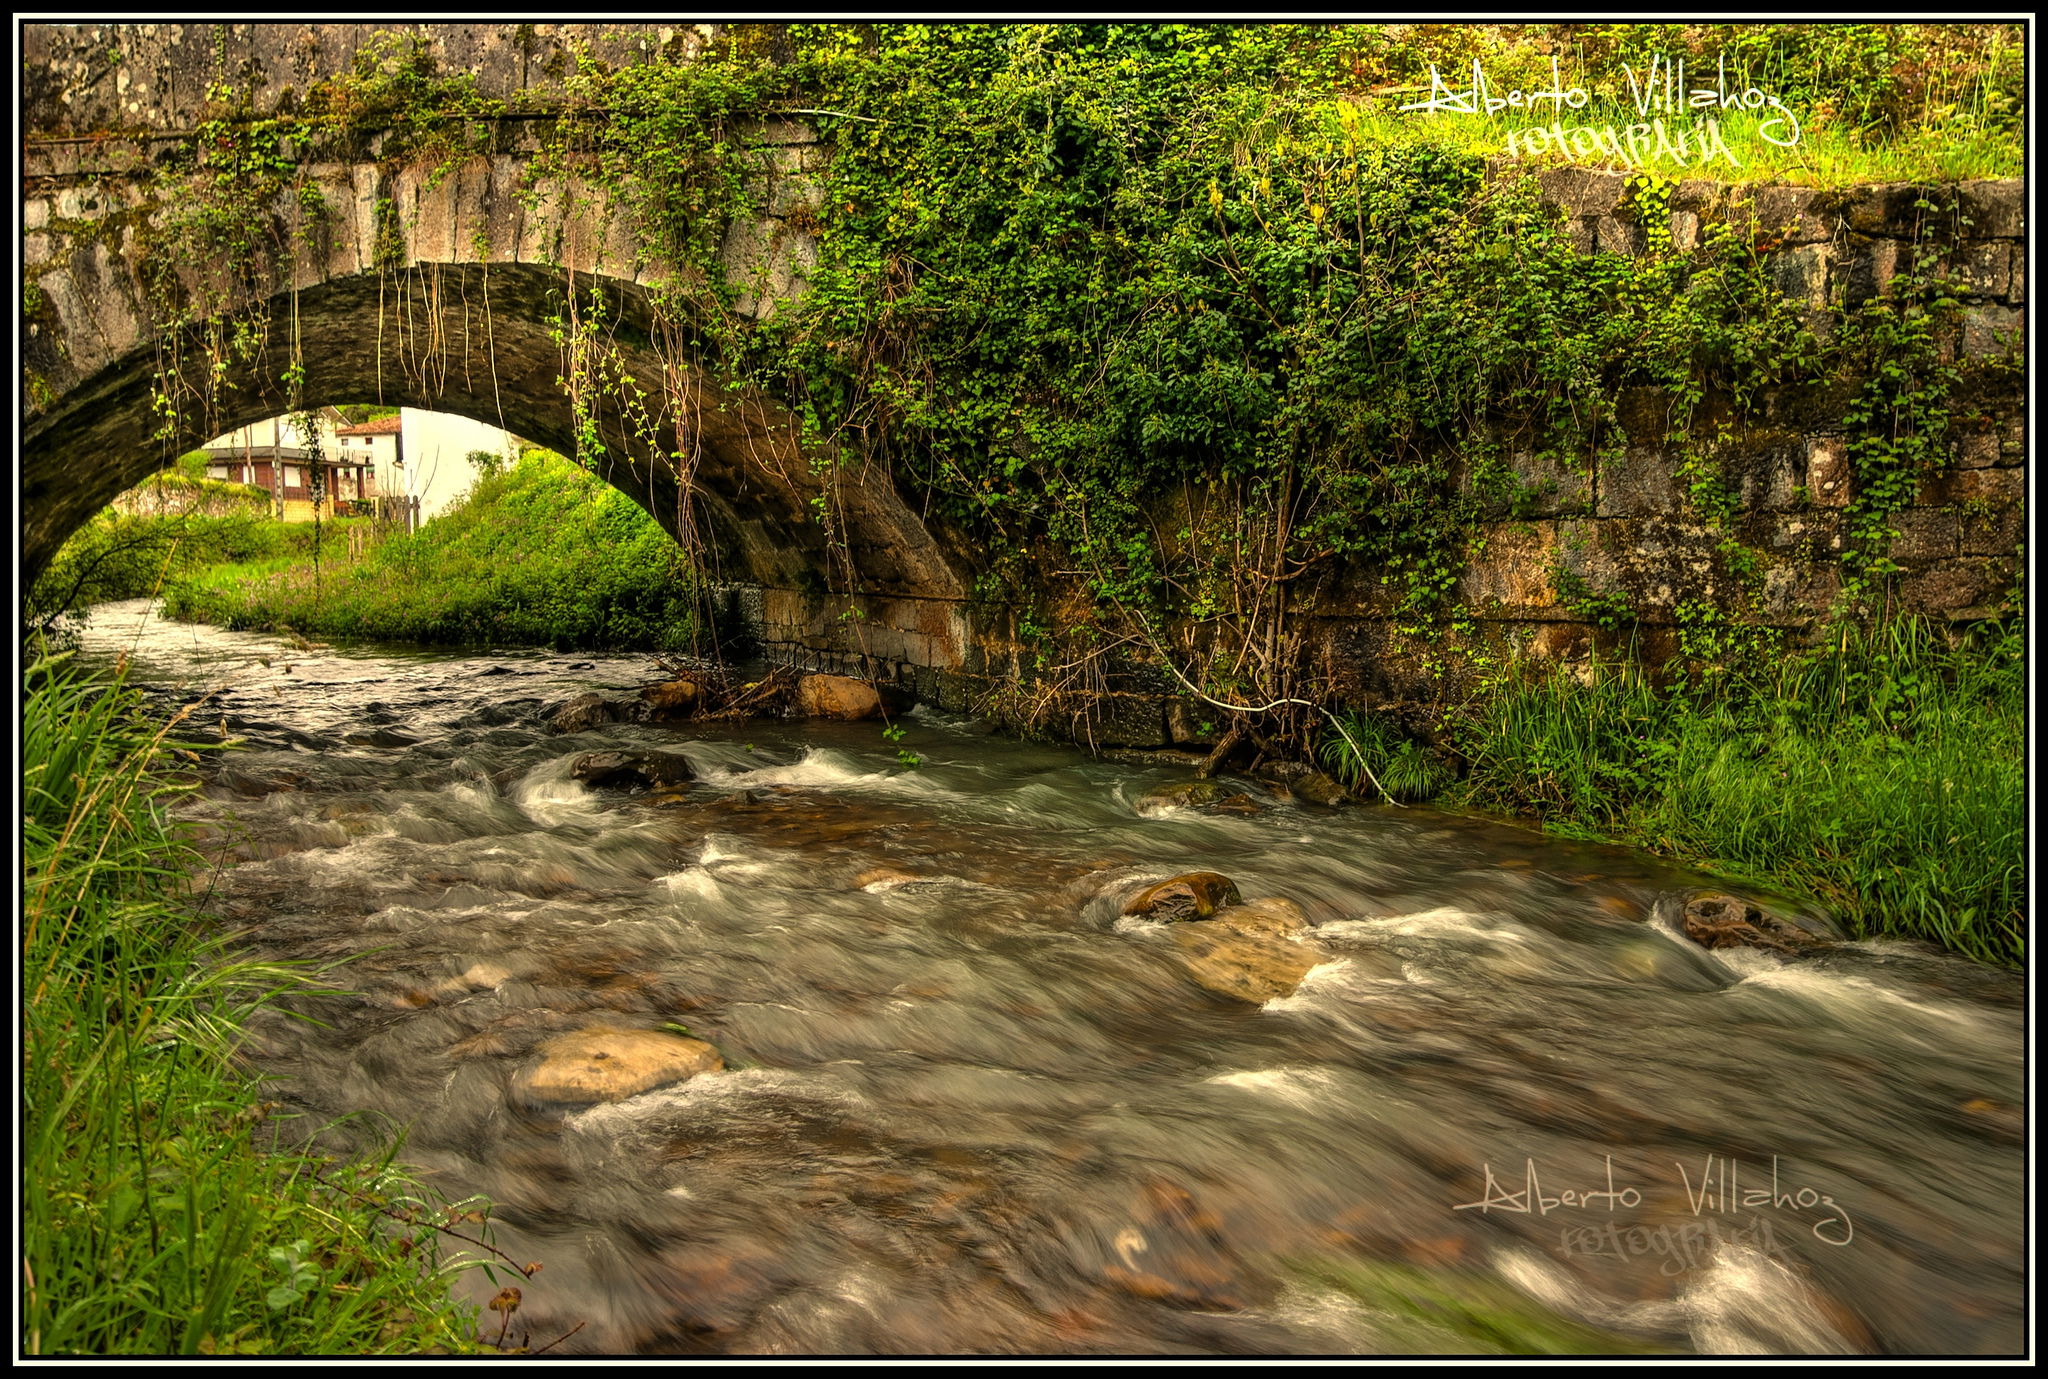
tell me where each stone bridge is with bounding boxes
[22,23,2028,745]
[24,21,984,690]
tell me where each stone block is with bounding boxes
[1760,560,1842,618]
[1089,693,1167,749]
[1595,215,1643,256]
[769,173,821,219]
[1669,179,1719,214]
[1961,504,2025,557]
[1961,305,2023,358]
[1729,441,1801,511]
[1669,209,1700,253]
[1804,436,1851,507]
[1955,467,2024,504]
[1554,518,1619,588]
[1524,621,1591,660]
[1957,242,2012,299]
[1833,182,1924,237]
[1477,449,1591,517]
[1537,167,1627,217]
[1843,238,1904,304]
[1957,179,2023,238]
[1772,243,1833,307]
[1888,508,1959,561]
[1898,560,1994,613]
[1461,522,1558,608]
[1955,428,2001,469]
[1753,184,1832,243]
[1598,446,1678,517]
[1740,511,1844,559]
[1924,466,2025,506]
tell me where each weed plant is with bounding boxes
[21,656,486,1354]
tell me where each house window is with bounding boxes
[286,466,304,489]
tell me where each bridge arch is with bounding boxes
[25,38,981,676]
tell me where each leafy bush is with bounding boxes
[28,506,339,640]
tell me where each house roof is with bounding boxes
[335,415,404,437]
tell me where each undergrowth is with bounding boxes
[22,655,490,1355]
[1320,619,2025,965]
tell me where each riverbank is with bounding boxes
[21,656,489,1356]
[1323,619,2026,966]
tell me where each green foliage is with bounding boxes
[163,449,700,651]
[27,503,318,639]
[1448,619,2024,965]
[1319,713,1454,804]
[1834,217,1966,602]
[22,657,486,1355]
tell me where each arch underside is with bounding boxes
[23,262,972,606]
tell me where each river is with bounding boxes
[74,599,2025,1356]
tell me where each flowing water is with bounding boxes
[77,600,2025,1356]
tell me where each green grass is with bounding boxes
[162,449,701,652]
[1336,98,2020,187]
[22,654,490,1355]
[28,506,349,643]
[1322,619,2025,966]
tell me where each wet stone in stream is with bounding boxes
[1121,871,1243,921]
[572,748,697,791]
[509,1025,725,1110]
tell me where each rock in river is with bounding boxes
[572,749,695,790]
[1122,871,1243,922]
[1680,893,1827,956]
[795,673,884,721]
[548,691,626,734]
[1168,909,1318,1005]
[1135,780,1262,816]
[640,677,702,720]
[510,1025,724,1108]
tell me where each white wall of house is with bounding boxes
[204,407,345,455]
[334,431,400,490]
[397,409,523,518]
[202,409,524,520]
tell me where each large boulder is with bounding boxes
[571,749,695,790]
[1168,922,1318,1004]
[796,674,884,721]
[510,1025,723,1109]
[1122,872,1243,922]
[1208,896,1309,935]
[1256,760,1351,805]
